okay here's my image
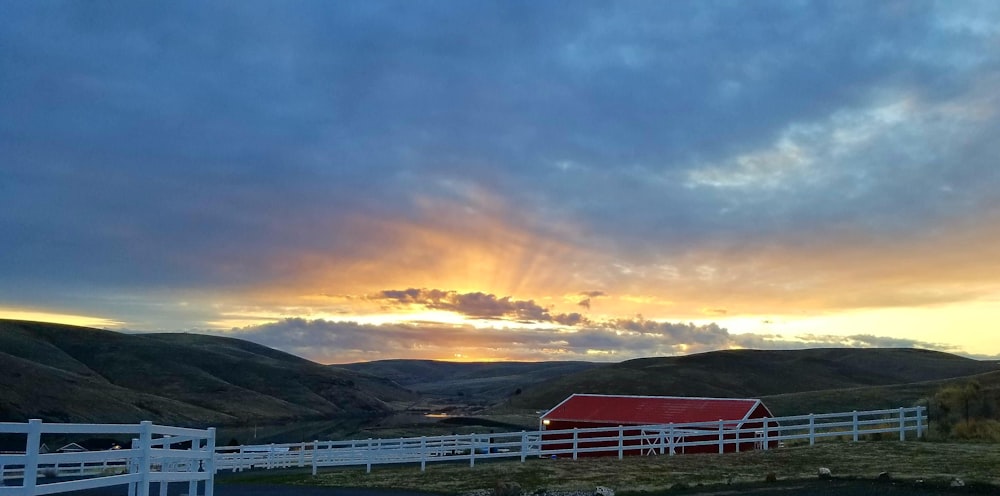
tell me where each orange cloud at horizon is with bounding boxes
[18,193,994,359]
[200,198,1000,356]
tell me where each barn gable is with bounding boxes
[541,394,773,426]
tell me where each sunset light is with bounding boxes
[2,2,1000,363]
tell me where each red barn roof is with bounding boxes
[541,394,771,425]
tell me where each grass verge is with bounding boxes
[218,441,1000,494]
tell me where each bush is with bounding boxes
[951,419,1000,442]
[495,480,522,496]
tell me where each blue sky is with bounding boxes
[2,1,999,362]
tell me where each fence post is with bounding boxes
[851,411,859,442]
[659,430,665,455]
[159,434,172,496]
[718,420,724,454]
[520,431,527,462]
[129,438,138,496]
[667,423,675,456]
[809,414,815,445]
[23,419,42,494]
[899,407,906,441]
[916,407,924,439]
[137,421,153,496]
[735,425,740,454]
[187,436,198,496]
[420,437,427,472]
[311,441,319,476]
[366,438,373,474]
[160,463,169,496]
[617,426,624,460]
[761,419,768,451]
[0,462,4,487]
[470,434,477,467]
[572,428,578,461]
[204,427,215,496]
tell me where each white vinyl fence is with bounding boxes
[0,420,215,496]
[215,406,926,474]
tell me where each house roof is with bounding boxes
[540,394,768,425]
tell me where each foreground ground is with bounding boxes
[219,441,1000,494]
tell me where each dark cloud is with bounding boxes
[214,317,957,364]
[3,1,999,293]
[554,313,586,326]
[577,291,606,310]
[371,288,586,324]
[806,334,959,351]
[1,1,999,355]
[602,319,732,348]
[728,332,956,353]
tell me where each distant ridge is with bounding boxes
[4,319,997,427]
[507,347,1000,410]
[761,368,1000,415]
[338,359,600,400]
[0,319,417,425]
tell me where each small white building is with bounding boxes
[56,443,88,453]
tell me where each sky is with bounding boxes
[2,1,1000,363]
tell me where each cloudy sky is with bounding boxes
[2,1,999,363]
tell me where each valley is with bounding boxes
[2,319,998,445]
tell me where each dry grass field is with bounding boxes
[219,440,1000,494]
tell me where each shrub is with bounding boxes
[951,419,1000,442]
[495,480,522,496]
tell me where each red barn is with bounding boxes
[539,394,777,456]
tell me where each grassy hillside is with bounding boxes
[0,350,233,424]
[339,359,599,401]
[5,318,997,440]
[0,319,417,425]
[762,369,1000,416]
[509,348,999,410]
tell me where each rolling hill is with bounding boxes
[507,348,1000,411]
[4,319,997,432]
[338,359,600,401]
[760,368,1000,415]
[0,319,417,425]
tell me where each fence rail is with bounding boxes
[0,420,215,496]
[214,406,926,474]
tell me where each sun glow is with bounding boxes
[0,307,123,329]
[344,310,471,327]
